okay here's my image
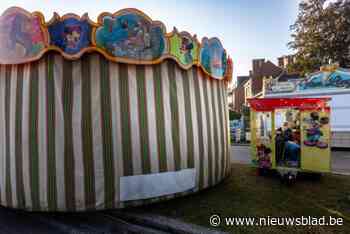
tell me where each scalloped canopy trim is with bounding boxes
[0,7,232,80]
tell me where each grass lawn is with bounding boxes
[128,164,350,233]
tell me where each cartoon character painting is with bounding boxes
[95,11,166,60]
[200,37,227,79]
[180,36,194,64]
[0,7,231,76]
[48,15,92,54]
[298,69,350,90]
[65,26,81,49]
[303,112,329,149]
[0,8,47,63]
[169,29,198,66]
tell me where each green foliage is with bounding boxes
[286,56,322,76]
[242,106,251,130]
[229,110,241,120]
[289,0,350,73]
[242,105,250,116]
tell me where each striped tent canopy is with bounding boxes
[0,7,231,212]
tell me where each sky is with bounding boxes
[0,0,301,85]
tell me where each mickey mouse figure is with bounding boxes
[303,111,329,149]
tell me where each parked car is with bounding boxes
[230,120,242,143]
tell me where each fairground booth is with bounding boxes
[248,98,331,175]
[265,64,350,148]
[0,7,232,211]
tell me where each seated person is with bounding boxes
[276,123,301,167]
[284,127,301,168]
[284,140,300,167]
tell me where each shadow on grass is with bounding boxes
[128,164,350,234]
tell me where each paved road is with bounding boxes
[331,150,350,174]
[0,208,226,234]
[231,145,350,174]
[0,207,169,234]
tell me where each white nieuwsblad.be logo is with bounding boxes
[209,214,221,227]
[220,216,344,227]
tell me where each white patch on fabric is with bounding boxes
[120,169,196,201]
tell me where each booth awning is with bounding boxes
[247,97,331,111]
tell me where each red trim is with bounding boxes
[247,98,331,111]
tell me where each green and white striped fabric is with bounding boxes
[0,52,230,211]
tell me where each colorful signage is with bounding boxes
[267,67,350,94]
[0,7,232,80]
[271,81,296,93]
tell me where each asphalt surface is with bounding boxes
[0,208,227,234]
[231,145,350,174]
[0,208,168,234]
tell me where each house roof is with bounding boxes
[236,76,250,87]
[253,60,283,78]
[251,60,283,95]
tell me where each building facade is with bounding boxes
[233,59,283,113]
[233,75,250,112]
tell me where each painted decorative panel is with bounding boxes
[0,7,232,80]
[200,37,227,79]
[48,13,92,55]
[266,67,350,95]
[301,109,331,172]
[95,10,166,61]
[169,28,198,67]
[0,7,48,64]
[299,69,350,90]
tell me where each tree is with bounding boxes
[242,105,250,131]
[229,110,241,120]
[289,0,350,74]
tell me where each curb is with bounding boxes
[109,211,229,234]
[231,144,250,146]
[332,171,350,176]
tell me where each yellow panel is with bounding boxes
[250,111,274,169]
[300,110,331,172]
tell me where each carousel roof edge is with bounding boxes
[0,7,232,81]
